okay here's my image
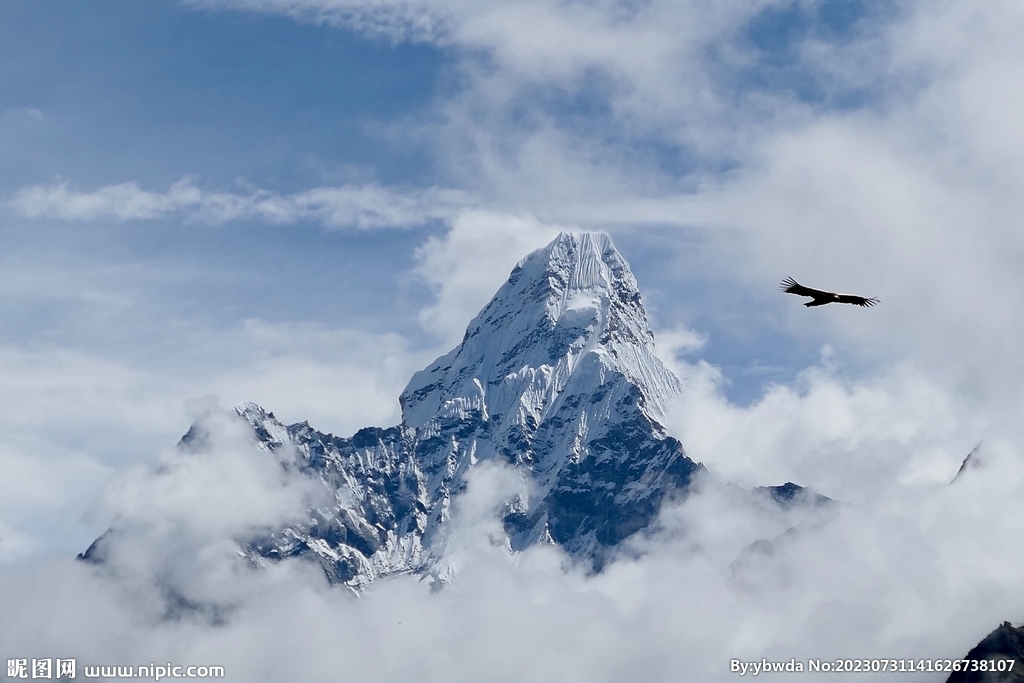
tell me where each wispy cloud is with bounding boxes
[189,0,897,156]
[187,0,451,42]
[413,210,564,344]
[9,178,470,229]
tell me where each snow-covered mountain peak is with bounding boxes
[400,232,680,434]
[86,232,708,589]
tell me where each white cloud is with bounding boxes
[653,324,707,358]
[83,409,327,613]
[413,209,564,344]
[0,319,432,561]
[186,0,857,187]
[668,105,1024,403]
[458,0,1024,417]
[204,319,432,432]
[3,411,1024,680]
[663,355,982,503]
[9,178,470,229]
[0,321,428,450]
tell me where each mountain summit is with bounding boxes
[85,232,706,589]
[401,231,681,432]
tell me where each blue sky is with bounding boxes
[0,0,858,395]
[0,1,445,188]
[0,0,452,338]
[2,0,1021,565]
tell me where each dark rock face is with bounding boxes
[953,443,985,483]
[947,622,1024,683]
[231,410,435,588]
[78,530,113,563]
[755,482,833,508]
[232,367,704,587]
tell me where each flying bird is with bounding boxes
[780,277,879,308]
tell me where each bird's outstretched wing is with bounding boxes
[780,276,831,298]
[836,293,879,307]
[780,276,879,307]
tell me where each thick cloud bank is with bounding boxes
[2,389,1022,682]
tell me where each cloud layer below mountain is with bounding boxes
[3,402,1021,682]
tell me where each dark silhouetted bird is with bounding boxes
[780,277,879,307]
